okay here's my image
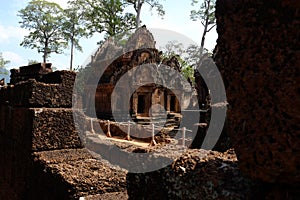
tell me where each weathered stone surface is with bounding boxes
[0,107,36,200]
[0,106,82,151]
[0,64,86,199]
[127,149,263,200]
[90,26,156,66]
[30,108,82,151]
[215,0,300,184]
[10,63,52,85]
[0,130,32,200]
[0,70,75,107]
[28,148,127,199]
[82,192,128,200]
[85,136,181,173]
[125,25,156,51]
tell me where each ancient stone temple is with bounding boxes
[2,2,299,197]
[83,27,193,123]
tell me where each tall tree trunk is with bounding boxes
[199,0,211,59]
[199,30,206,59]
[43,52,47,63]
[43,40,48,63]
[70,36,74,71]
[70,23,75,71]
[195,0,212,108]
[136,0,142,28]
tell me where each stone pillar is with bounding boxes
[215,0,300,186]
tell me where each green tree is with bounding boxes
[163,40,185,57]
[162,41,195,84]
[28,59,39,65]
[70,0,136,39]
[182,65,195,84]
[124,0,165,28]
[184,44,212,68]
[0,53,10,75]
[63,3,89,70]
[190,0,216,58]
[18,0,68,63]
[190,0,216,107]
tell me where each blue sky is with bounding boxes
[0,0,217,70]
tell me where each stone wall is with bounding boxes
[214,0,300,195]
[0,63,127,199]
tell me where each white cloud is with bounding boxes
[2,51,26,69]
[0,24,28,44]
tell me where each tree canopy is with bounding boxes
[18,0,68,63]
[162,41,196,84]
[63,2,89,70]
[17,0,215,73]
[69,0,136,39]
[0,53,10,72]
[190,0,216,58]
[124,0,165,28]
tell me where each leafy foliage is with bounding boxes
[28,59,39,65]
[162,41,196,84]
[162,40,214,84]
[63,2,90,70]
[124,0,165,28]
[163,40,185,57]
[181,65,195,84]
[190,0,216,58]
[185,44,211,67]
[0,53,10,75]
[18,0,165,68]
[63,6,87,53]
[70,0,136,39]
[191,0,216,25]
[18,0,68,63]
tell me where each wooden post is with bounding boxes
[106,120,112,137]
[182,127,186,147]
[90,118,95,134]
[126,121,131,141]
[149,123,157,146]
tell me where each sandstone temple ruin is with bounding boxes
[0,0,299,199]
[81,27,195,126]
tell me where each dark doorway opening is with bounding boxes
[138,95,146,114]
[170,95,176,112]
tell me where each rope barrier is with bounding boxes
[173,128,192,132]
[87,118,194,147]
[182,109,208,112]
